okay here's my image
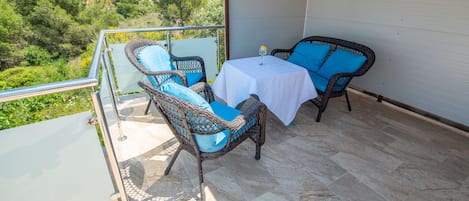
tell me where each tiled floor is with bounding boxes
[111,89,469,201]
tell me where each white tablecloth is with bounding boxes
[212,56,317,125]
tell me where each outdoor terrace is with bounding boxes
[1,25,468,201]
[114,89,469,201]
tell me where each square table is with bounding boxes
[212,55,317,125]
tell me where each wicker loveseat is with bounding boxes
[271,36,375,122]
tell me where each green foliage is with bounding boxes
[116,0,156,19]
[0,0,226,132]
[50,0,84,17]
[23,45,52,66]
[0,90,91,130]
[0,61,91,130]
[77,2,120,30]
[193,0,223,26]
[0,0,25,69]
[26,0,92,59]
[13,0,38,16]
[157,0,208,26]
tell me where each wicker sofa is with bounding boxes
[271,36,375,122]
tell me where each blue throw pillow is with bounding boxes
[288,42,330,72]
[317,49,367,79]
[159,82,212,112]
[185,72,204,86]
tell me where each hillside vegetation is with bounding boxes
[0,0,223,129]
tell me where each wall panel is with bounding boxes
[229,0,307,59]
[305,0,469,126]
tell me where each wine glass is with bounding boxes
[259,45,268,65]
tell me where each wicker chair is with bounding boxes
[138,81,266,200]
[125,39,207,114]
[271,36,375,122]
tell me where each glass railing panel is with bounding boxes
[100,58,119,126]
[171,37,218,82]
[0,112,115,201]
[103,26,224,95]
[109,43,146,94]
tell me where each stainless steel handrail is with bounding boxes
[103,25,224,34]
[0,78,98,102]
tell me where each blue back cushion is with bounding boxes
[185,72,204,86]
[317,49,367,79]
[137,45,176,87]
[160,83,235,153]
[160,83,212,112]
[288,42,330,72]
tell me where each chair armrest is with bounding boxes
[190,82,215,103]
[271,48,293,60]
[323,72,360,94]
[237,95,266,122]
[145,70,188,86]
[209,95,266,132]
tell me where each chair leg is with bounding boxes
[345,91,352,112]
[164,145,183,175]
[315,111,323,122]
[316,96,330,122]
[255,130,261,160]
[197,158,206,201]
[144,99,152,115]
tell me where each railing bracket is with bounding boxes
[88,117,99,125]
[110,192,121,200]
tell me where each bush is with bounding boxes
[23,45,52,66]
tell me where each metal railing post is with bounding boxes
[91,92,128,201]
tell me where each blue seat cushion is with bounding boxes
[288,42,330,72]
[309,70,349,92]
[308,71,328,92]
[193,101,241,153]
[186,72,204,86]
[317,49,367,79]
[137,45,176,87]
[160,83,241,153]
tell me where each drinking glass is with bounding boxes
[259,45,268,65]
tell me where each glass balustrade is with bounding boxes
[0,25,225,201]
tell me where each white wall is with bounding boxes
[304,0,469,126]
[229,0,307,59]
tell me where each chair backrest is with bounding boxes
[138,81,229,152]
[289,36,375,92]
[125,39,184,87]
[295,36,375,77]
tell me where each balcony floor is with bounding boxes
[110,89,469,201]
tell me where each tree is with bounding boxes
[13,0,38,16]
[157,0,208,27]
[116,0,156,19]
[50,0,85,17]
[77,2,120,30]
[193,0,223,26]
[0,0,25,69]
[27,0,93,58]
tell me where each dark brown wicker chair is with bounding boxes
[125,39,207,114]
[271,36,375,122]
[138,81,266,200]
